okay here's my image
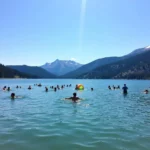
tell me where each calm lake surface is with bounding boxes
[0,79,150,150]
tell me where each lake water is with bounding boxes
[0,79,150,150]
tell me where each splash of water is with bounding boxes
[79,0,87,51]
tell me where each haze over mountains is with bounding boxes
[1,46,150,79]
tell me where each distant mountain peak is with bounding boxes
[126,46,150,57]
[41,59,83,76]
[145,45,150,49]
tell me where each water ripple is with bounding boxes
[0,79,150,150]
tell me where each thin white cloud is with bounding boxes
[70,58,77,61]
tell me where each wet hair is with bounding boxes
[11,93,15,98]
[73,93,77,97]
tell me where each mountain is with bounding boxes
[0,64,37,78]
[41,59,83,76]
[61,46,150,78]
[125,46,150,57]
[77,50,150,79]
[61,57,121,78]
[7,65,56,78]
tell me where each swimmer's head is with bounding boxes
[11,93,15,99]
[73,93,77,97]
[144,90,149,94]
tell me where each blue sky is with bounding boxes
[0,0,150,65]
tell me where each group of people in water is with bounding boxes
[1,83,149,102]
[108,84,128,94]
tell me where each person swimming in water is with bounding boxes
[28,86,32,90]
[122,84,128,94]
[45,87,48,92]
[3,86,6,90]
[38,84,42,87]
[117,85,120,89]
[75,85,78,90]
[54,87,57,92]
[7,87,10,91]
[113,86,116,90]
[108,85,111,90]
[91,88,94,91]
[11,93,15,99]
[10,93,22,99]
[144,90,149,94]
[65,93,82,102]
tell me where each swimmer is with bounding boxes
[11,93,15,99]
[75,85,78,90]
[7,87,10,91]
[113,86,116,90]
[91,88,94,91]
[65,92,82,102]
[38,84,42,87]
[122,84,128,94]
[144,90,149,94]
[16,85,19,88]
[108,85,111,90]
[3,86,6,90]
[57,85,60,89]
[117,85,120,89]
[54,87,57,92]
[45,87,48,92]
[28,86,32,90]
[10,93,22,99]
